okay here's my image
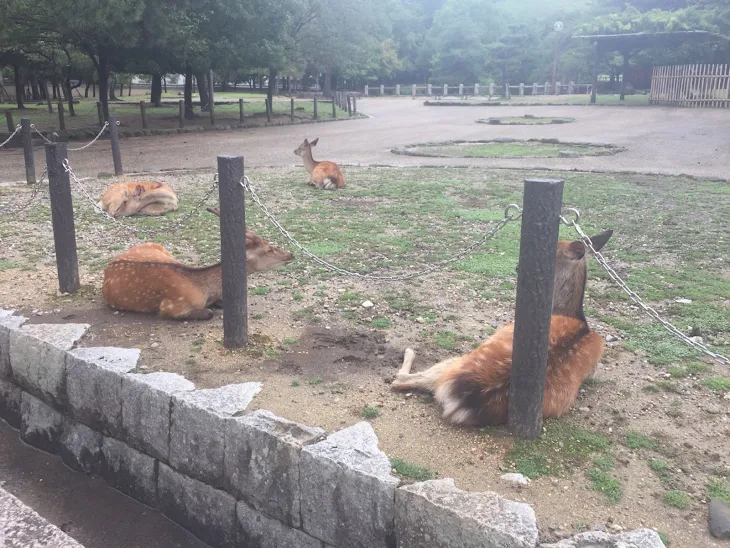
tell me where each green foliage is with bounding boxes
[588,469,623,503]
[708,479,730,504]
[663,490,691,509]
[626,431,659,450]
[390,458,434,481]
[703,377,730,392]
[361,406,381,419]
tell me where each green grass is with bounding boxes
[658,532,670,545]
[307,376,323,386]
[250,287,270,296]
[404,141,616,159]
[663,490,692,509]
[702,377,730,392]
[390,458,434,481]
[282,337,298,345]
[593,455,615,471]
[625,431,659,451]
[290,379,300,387]
[434,331,459,350]
[708,479,730,504]
[0,259,22,271]
[370,318,392,328]
[588,468,623,503]
[361,406,381,419]
[686,362,711,375]
[649,458,673,483]
[292,292,304,301]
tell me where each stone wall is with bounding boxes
[0,309,665,548]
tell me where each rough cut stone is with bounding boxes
[236,500,323,548]
[0,312,26,380]
[539,528,666,547]
[395,478,537,548]
[0,487,85,547]
[20,392,65,454]
[500,473,531,486]
[709,498,730,539]
[101,436,158,508]
[59,419,103,474]
[0,377,22,428]
[169,383,261,486]
[66,347,139,435]
[9,323,88,407]
[158,463,236,548]
[300,421,399,547]
[225,409,324,527]
[120,372,195,462]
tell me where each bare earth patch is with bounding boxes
[1,166,728,548]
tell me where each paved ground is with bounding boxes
[1,98,729,183]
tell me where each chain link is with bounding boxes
[31,124,54,144]
[63,159,219,236]
[570,220,730,366]
[0,125,21,148]
[0,168,48,215]
[68,122,110,151]
[240,175,519,281]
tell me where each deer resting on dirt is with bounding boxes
[102,208,294,320]
[98,181,179,218]
[391,230,613,426]
[294,138,346,190]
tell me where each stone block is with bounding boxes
[59,419,103,474]
[20,392,65,453]
[300,422,399,548]
[66,347,139,435]
[120,372,195,462]
[0,487,85,547]
[0,311,26,380]
[540,529,666,547]
[9,323,88,407]
[395,478,537,548]
[224,409,323,527]
[158,463,236,548]
[169,383,261,486]
[101,436,158,508]
[0,377,22,428]
[236,501,323,548]
[710,498,730,539]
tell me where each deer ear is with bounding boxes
[588,229,613,252]
[206,207,220,218]
[310,138,319,147]
[566,241,586,260]
[302,138,308,146]
[133,185,145,196]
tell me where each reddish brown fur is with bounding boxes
[294,138,345,190]
[102,211,294,320]
[98,181,179,218]
[391,230,613,426]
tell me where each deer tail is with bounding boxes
[434,363,509,426]
[322,178,336,190]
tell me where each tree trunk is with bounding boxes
[92,82,96,97]
[323,67,331,97]
[13,65,24,109]
[163,76,167,93]
[184,64,195,119]
[84,82,90,97]
[51,76,58,99]
[30,73,40,101]
[109,73,120,101]
[119,81,124,97]
[195,70,210,111]
[620,51,630,101]
[65,66,76,117]
[128,81,132,96]
[150,73,162,106]
[97,58,110,119]
[267,68,277,111]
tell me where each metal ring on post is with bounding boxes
[560,207,580,226]
[504,204,523,220]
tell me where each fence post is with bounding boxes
[474,83,479,95]
[216,155,248,348]
[96,102,104,125]
[443,84,448,96]
[395,84,400,96]
[364,84,369,96]
[555,81,561,95]
[352,96,357,113]
[5,111,14,133]
[239,98,244,124]
[380,84,384,96]
[458,84,464,96]
[209,69,215,126]
[178,100,185,128]
[568,81,574,94]
[140,101,148,130]
[332,97,337,118]
[290,97,295,122]
[508,178,564,440]
[545,81,550,95]
[412,84,416,98]
[489,83,495,96]
[58,102,66,131]
[107,116,123,176]
[532,83,538,96]
[313,97,318,120]
[20,118,36,185]
[45,142,80,294]
[504,82,509,98]
[346,95,352,116]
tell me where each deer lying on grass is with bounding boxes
[294,138,346,190]
[102,208,294,320]
[98,182,179,218]
[391,230,613,426]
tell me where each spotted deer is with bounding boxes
[294,138,346,190]
[391,230,613,426]
[102,208,294,320]
[98,181,179,218]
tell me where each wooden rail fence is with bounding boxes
[650,64,730,108]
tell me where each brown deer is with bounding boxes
[98,182,179,218]
[101,208,294,320]
[293,138,345,190]
[391,230,613,426]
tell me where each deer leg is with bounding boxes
[391,349,460,393]
[136,203,169,216]
[159,292,214,321]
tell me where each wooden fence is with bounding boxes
[364,82,592,98]
[650,64,730,108]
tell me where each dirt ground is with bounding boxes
[1,165,728,547]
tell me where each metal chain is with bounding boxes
[240,175,520,281]
[68,122,110,151]
[63,159,219,236]
[569,219,730,366]
[0,125,21,148]
[30,124,54,144]
[0,168,48,215]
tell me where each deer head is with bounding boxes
[206,208,295,273]
[294,137,318,157]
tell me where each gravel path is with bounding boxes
[1,98,729,183]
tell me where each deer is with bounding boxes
[101,208,294,320]
[391,229,613,426]
[293,138,345,190]
[98,181,179,218]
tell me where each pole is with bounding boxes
[313,97,318,120]
[239,98,244,123]
[20,118,36,184]
[208,69,215,126]
[290,97,295,122]
[58,102,66,132]
[5,111,13,133]
[332,98,336,119]
[265,99,271,123]
[591,42,599,105]
[107,116,123,176]
[140,101,148,130]
[178,100,185,128]
[216,155,248,348]
[508,178,564,439]
[45,142,80,294]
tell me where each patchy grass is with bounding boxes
[282,337,298,345]
[370,318,392,328]
[625,431,659,451]
[663,490,692,509]
[400,140,618,159]
[290,379,300,387]
[250,287,270,296]
[390,458,434,482]
[658,532,670,546]
[649,459,673,483]
[307,377,323,386]
[708,479,730,504]
[361,406,381,419]
[702,377,730,392]
[588,468,623,504]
